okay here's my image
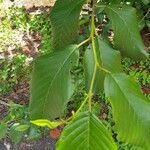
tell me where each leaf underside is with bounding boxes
[105,5,149,60]
[104,73,150,149]
[29,45,79,120]
[57,111,117,150]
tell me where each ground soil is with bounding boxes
[0,136,56,150]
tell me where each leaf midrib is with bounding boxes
[110,75,143,134]
[42,46,77,117]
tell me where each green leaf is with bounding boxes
[29,45,79,120]
[27,126,41,142]
[142,0,150,5]
[104,73,150,149]
[14,124,30,132]
[109,0,121,4]
[57,111,117,150]
[84,44,105,93]
[84,38,122,93]
[31,119,63,129]
[50,0,86,50]
[10,126,23,144]
[0,124,7,139]
[105,6,149,60]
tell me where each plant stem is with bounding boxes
[59,94,89,125]
[88,64,97,111]
[0,100,10,107]
[139,8,150,24]
[87,0,97,112]
[75,94,89,116]
[0,99,23,108]
[97,64,111,74]
[65,0,110,119]
[77,38,90,48]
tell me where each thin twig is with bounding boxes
[139,9,150,24]
[0,100,10,107]
[77,38,90,48]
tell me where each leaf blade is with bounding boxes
[84,38,122,93]
[104,73,150,149]
[31,119,63,129]
[29,45,79,120]
[50,0,86,49]
[57,111,117,150]
[105,6,149,60]
[0,124,7,139]
[14,125,30,132]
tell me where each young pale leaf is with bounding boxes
[31,119,63,129]
[84,38,122,93]
[104,73,150,149]
[29,45,79,120]
[50,0,86,50]
[0,124,7,139]
[57,111,117,150]
[105,6,149,60]
[14,124,30,132]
